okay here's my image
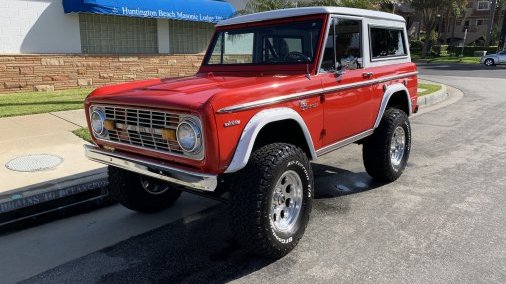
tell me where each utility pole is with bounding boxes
[485,0,497,46]
[461,28,468,57]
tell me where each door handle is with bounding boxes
[362,72,374,78]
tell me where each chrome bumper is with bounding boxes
[84,145,217,192]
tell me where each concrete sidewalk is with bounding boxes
[0,110,107,225]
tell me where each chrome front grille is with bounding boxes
[102,106,184,155]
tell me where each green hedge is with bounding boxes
[410,41,500,56]
[447,46,499,56]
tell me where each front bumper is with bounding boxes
[84,145,217,192]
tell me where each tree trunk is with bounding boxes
[442,9,450,44]
[416,21,421,40]
[451,14,456,43]
[499,11,506,51]
[485,0,498,46]
[422,35,431,57]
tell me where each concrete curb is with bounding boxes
[0,168,108,226]
[417,81,448,108]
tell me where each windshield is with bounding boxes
[205,20,324,65]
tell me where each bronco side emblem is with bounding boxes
[224,120,241,127]
[299,100,318,111]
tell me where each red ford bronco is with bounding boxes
[84,7,418,258]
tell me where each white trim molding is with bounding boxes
[224,108,317,173]
[374,83,412,128]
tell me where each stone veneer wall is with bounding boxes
[0,54,205,93]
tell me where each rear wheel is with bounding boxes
[108,166,182,213]
[363,108,411,182]
[229,143,313,258]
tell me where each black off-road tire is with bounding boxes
[363,108,411,182]
[108,166,182,213]
[229,143,313,258]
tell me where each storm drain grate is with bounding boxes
[5,154,63,172]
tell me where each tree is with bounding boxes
[405,0,466,57]
[499,11,506,50]
[495,0,506,49]
[241,0,394,12]
[298,0,385,10]
[448,0,467,44]
[241,0,404,14]
[238,0,295,14]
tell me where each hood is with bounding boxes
[86,73,315,112]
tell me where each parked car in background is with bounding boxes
[84,7,418,258]
[481,51,506,66]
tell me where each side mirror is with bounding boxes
[333,57,358,77]
[334,62,348,77]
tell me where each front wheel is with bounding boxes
[108,166,182,213]
[484,58,495,66]
[363,108,411,182]
[229,143,313,258]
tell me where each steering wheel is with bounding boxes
[285,51,311,63]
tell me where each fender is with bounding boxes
[224,108,317,173]
[374,83,412,129]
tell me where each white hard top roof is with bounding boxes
[217,7,405,27]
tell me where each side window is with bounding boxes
[321,18,362,72]
[370,27,407,59]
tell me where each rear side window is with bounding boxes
[370,27,407,59]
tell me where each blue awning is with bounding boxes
[63,0,236,23]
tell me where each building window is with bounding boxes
[168,20,214,54]
[477,1,491,11]
[370,27,407,59]
[462,20,470,32]
[477,19,487,26]
[79,14,158,54]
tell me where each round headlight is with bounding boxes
[176,120,201,152]
[91,109,107,137]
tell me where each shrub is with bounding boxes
[431,45,449,56]
[410,40,423,54]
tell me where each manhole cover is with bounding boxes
[5,154,63,172]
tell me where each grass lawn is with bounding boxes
[72,127,93,143]
[427,56,481,64]
[413,55,481,64]
[0,88,92,118]
[418,83,442,97]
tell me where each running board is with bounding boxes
[316,129,374,157]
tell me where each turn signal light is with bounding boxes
[104,120,116,131]
[162,128,177,142]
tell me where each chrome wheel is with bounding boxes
[140,176,169,195]
[485,59,494,66]
[390,126,406,170]
[270,170,303,234]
